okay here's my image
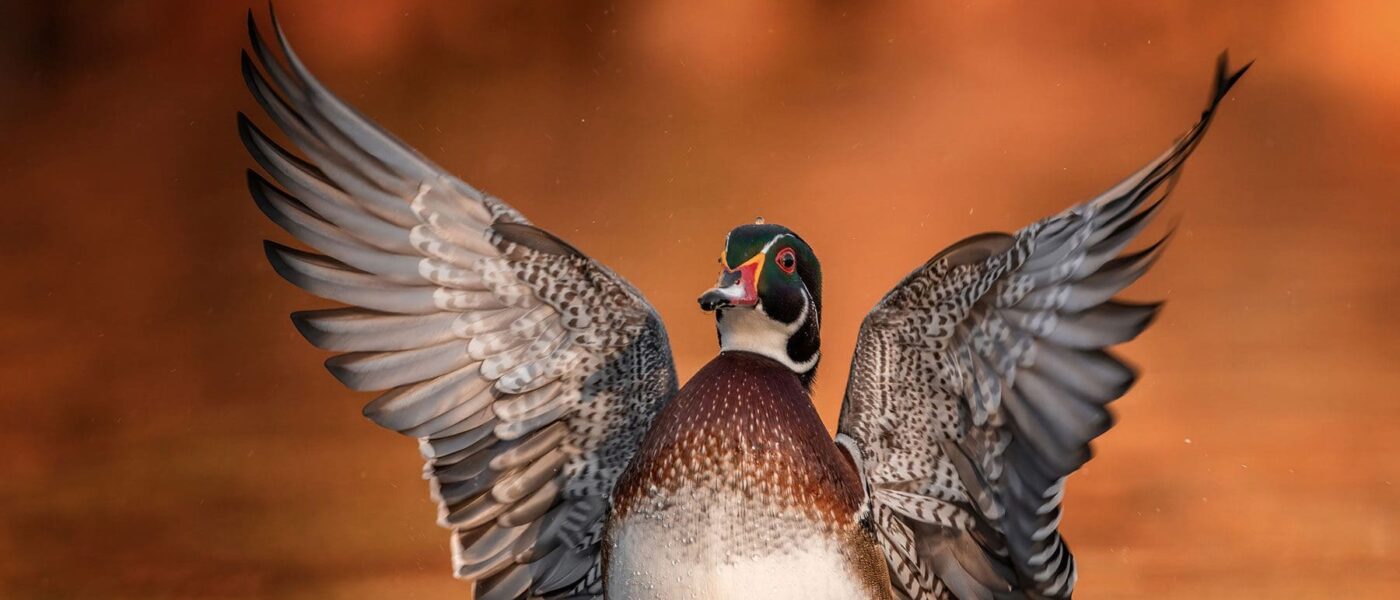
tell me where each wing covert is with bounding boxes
[241,11,677,599]
[839,55,1249,599]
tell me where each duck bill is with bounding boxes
[698,254,763,311]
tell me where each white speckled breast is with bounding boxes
[608,507,869,599]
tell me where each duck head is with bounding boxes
[698,221,822,385]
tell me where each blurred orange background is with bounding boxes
[2,1,1397,598]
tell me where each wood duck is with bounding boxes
[607,224,892,599]
[241,10,1247,600]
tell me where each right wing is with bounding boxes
[837,55,1248,599]
[240,11,677,599]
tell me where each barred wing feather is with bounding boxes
[240,12,678,600]
[838,55,1248,599]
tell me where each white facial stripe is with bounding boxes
[722,233,789,269]
[760,233,793,254]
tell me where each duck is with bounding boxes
[240,9,1248,600]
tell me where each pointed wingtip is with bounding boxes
[263,238,289,262]
[1143,300,1166,329]
[323,353,367,391]
[235,111,262,152]
[238,49,258,87]
[267,0,282,30]
[245,168,266,198]
[246,8,261,46]
[267,1,293,56]
[246,169,288,221]
[1211,50,1254,106]
[245,1,293,70]
[235,110,253,136]
[288,310,324,347]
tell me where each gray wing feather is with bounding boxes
[241,10,677,599]
[840,54,1248,599]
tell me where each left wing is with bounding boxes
[837,55,1249,599]
[240,11,678,598]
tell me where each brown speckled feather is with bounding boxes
[241,10,678,599]
[838,55,1249,599]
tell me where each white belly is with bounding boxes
[606,515,870,600]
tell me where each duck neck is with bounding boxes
[716,302,820,388]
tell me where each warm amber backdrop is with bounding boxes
[2,1,1397,598]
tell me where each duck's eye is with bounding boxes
[775,248,797,274]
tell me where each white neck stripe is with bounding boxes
[717,293,817,374]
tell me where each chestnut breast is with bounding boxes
[611,350,864,528]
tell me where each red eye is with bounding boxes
[775,247,797,274]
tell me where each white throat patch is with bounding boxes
[716,297,818,374]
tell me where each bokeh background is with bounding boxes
[3,1,1397,598]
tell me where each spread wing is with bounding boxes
[837,55,1249,599]
[239,12,677,599]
